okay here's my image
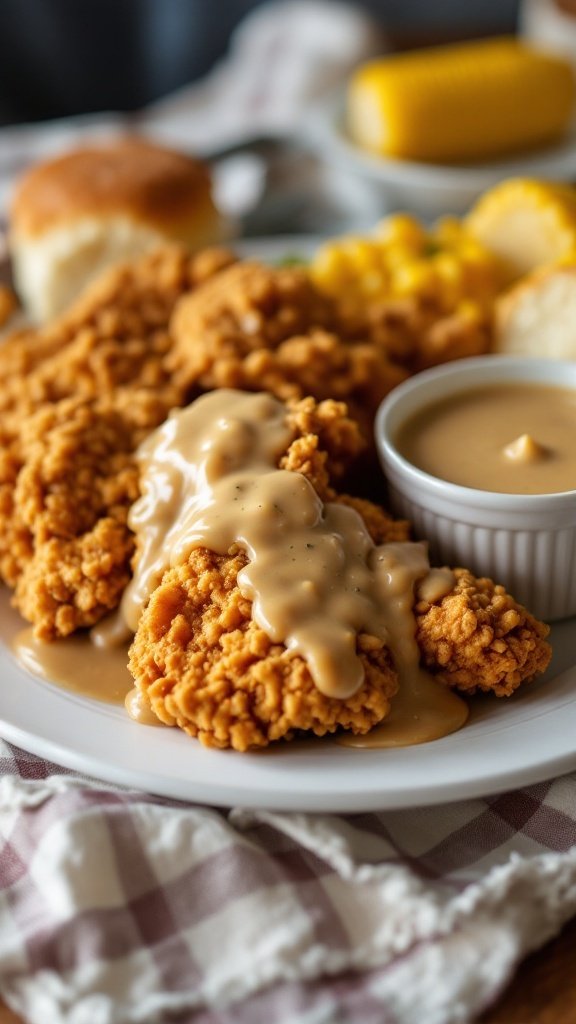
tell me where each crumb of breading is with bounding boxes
[414,568,551,696]
[129,548,398,751]
[282,395,366,489]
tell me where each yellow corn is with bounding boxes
[466,178,576,282]
[347,37,575,163]
[310,214,503,318]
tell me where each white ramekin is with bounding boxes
[375,355,576,622]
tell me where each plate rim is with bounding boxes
[305,95,576,189]
[1,593,575,811]
[1,237,576,810]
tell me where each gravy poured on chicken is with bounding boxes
[117,389,467,739]
[12,389,468,746]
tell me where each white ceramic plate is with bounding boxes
[1,238,575,811]
[1,590,575,812]
[305,96,576,218]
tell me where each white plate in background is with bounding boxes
[305,96,576,218]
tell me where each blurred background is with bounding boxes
[0,0,521,126]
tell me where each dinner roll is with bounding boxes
[495,263,576,358]
[9,137,226,322]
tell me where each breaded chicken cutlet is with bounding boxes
[130,552,551,751]
[128,397,551,751]
[168,260,407,437]
[0,245,550,751]
[168,260,491,437]
[129,397,411,750]
[0,244,236,421]
[0,244,236,620]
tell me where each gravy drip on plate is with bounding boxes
[12,628,131,703]
[13,628,161,725]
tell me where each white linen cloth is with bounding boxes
[1,748,576,1024]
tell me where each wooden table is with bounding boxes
[0,915,574,1023]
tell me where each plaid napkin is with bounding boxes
[1,740,576,1024]
[1,2,576,1022]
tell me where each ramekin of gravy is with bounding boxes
[376,355,576,621]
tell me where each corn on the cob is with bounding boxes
[348,38,575,164]
[466,178,576,282]
[310,214,503,318]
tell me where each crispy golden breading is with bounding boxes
[364,298,492,375]
[0,244,236,419]
[0,245,236,599]
[281,395,366,490]
[169,261,409,434]
[0,423,32,587]
[129,548,398,751]
[415,568,551,696]
[169,261,491,435]
[11,395,150,639]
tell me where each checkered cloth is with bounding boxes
[1,740,576,1024]
[1,3,576,1022]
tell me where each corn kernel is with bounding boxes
[377,214,427,252]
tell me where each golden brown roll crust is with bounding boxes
[10,137,220,240]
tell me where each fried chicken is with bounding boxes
[168,261,409,436]
[415,569,551,696]
[129,548,399,751]
[0,244,236,420]
[0,244,236,601]
[0,241,552,751]
[10,393,158,639]
[168,261,491,441]
[128,399,550,751]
